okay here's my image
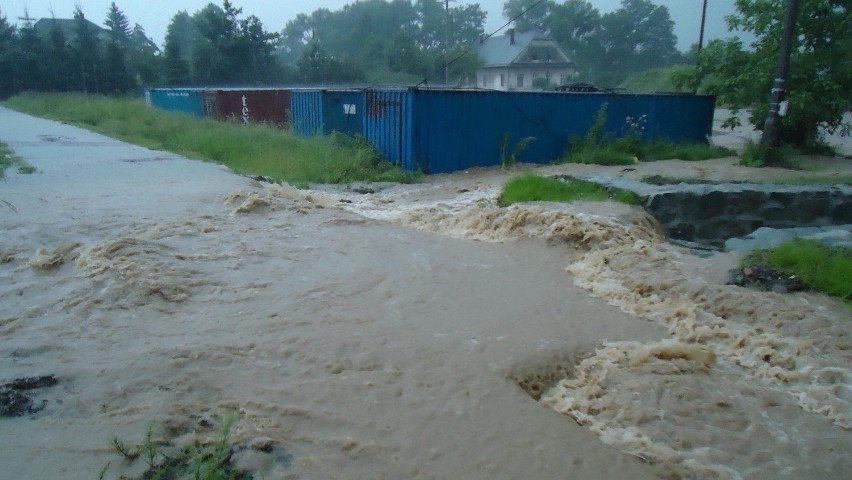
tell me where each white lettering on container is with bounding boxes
[241,95,250,124]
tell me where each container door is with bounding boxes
[365,90,408,168]
[203,91,219,119]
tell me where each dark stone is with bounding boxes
[697,191,728,219]
[725,191,766,216]
[768,191,796,207]
[833,200,852,223]
[725,220,754,238]
[695,220,725,240]
[761,207,794,223]
[797,196,832,223]
[668,223,695,240]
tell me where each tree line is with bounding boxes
[1,0,844,150]
[0,0,689,99]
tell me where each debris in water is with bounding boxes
[27,243,80,270]
[727,265,808,294]
[0,375,58,417]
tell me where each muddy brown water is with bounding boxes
[1,107,849,479]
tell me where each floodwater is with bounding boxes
[0,106,849,479]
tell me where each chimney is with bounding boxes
[508,28,515,45]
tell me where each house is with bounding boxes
[474,30,577,91]
[33,17,111,43]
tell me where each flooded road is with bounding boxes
[1,106,849,479]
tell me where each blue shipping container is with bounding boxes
[292,90,366,137]
[408,89,715,173]
[294,87,715,173]
[292,90,323,136]
[147,88,206,118]
[364,90,414,170]
[322,90,365,137]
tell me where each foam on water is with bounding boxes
[342,192,852,478]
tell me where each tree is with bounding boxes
[71,7,103,93]
[236,14,281,84]
[547,1,603,80]
[129,24,162,87]
[679,0,851,150]
[15,18,46,92]
[164,11,195,84]
[103,3,133,93]
[596,0,678,85]
[297,39,364,83]
[0,8,17,98]
[44,19,73,91]
[104,2,131,46]
[503,0,554,31]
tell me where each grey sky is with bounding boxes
[3,0,743,51]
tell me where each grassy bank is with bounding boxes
[741,238,852,302]
[4,93,416,185]
[498,173,640,207]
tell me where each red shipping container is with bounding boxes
[205,89,292,128]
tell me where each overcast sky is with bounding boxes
[2,0,743,51]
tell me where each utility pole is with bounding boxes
[698,0,708,52]
[444,0,450,85]
[759,0,801,163]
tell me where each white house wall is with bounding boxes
[477,67,578,91]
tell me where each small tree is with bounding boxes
[0,8,16,98]
[678,0,851,154]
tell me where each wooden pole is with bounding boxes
[759,0,801,161]
[698,0,708,52]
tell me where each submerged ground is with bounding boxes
[0,106,849,479]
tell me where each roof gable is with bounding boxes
[475,30,572,68]
[33,18,108,39]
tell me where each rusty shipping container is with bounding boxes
[204,89,292,127]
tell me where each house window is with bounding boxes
[560,73,569,85]
[500,74,506,87]
[517,73,524,87]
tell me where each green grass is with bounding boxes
[562,103,734,166]
[103,417,252,480]
[769,174,852,185]
[1,142,36,178]
[620,65,696,93]
[742,238,852,302]
[565,139,733,165]
[4,93,417,185]
[498,173,640,207]
[740,140,798,168]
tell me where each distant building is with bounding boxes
[474,30,577,91]
[33,17,111,43]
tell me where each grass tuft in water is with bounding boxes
[1,142,36,178]
[103,416,252,480]
[111,436,140,460]
[4,93,417,185]
[498,173,640,207]
[741,238,852,302]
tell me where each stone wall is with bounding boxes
[569,175,852,248]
